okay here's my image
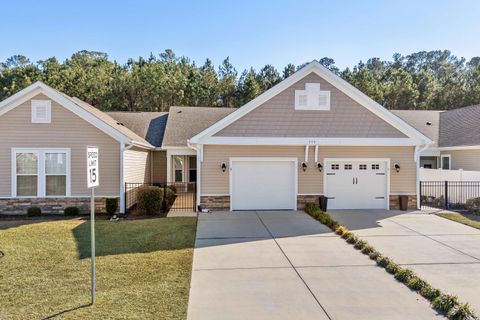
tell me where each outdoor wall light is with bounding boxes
[221,162,227,172]
[316,162,323,172]
[394,163,401,173]
[301,162,308,172]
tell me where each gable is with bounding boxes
[215,72,407,138]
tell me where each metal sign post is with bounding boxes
[87,147,99,305]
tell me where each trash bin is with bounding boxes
[319,195,328,211]
[399,195,408,211]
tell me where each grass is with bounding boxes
[0,216,197,320]
[438,211,480,230]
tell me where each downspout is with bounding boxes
[188,141,201,211]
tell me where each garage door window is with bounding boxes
[359,164,367,170]
[372,164,380,170]
[344,164,352,170]
[331,164,339,170]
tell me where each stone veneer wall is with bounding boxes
[0,197,113,215]
[200,196,230,211]
[389,195,418,210]
[297,195,320,209]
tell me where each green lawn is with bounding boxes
[0,216,197,320]
[438,211,480,230]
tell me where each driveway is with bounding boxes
[187,211,442,320]
[329,209,480,314]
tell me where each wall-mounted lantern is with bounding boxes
[301,162,308,172]
[221,162,227,172]
[394,163,401,173]
[316,162,323,172]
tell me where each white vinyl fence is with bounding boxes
[420,168,480,182]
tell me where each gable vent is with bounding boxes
[31,100,51,123]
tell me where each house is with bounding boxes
[0,61,436,215]
[393,105,480,171]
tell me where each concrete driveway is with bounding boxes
[187,211,442,320]
[329,209,480,314]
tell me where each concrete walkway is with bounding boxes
[329,209,480,314]
[187,211,443,320]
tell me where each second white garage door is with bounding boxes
[325,159,389,209]
[230,158,297,210]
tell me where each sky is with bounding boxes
[1,0,479,71]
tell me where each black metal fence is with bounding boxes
[420,181,480,210]
[125,182,196,214]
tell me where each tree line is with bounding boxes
[1,49,479,111]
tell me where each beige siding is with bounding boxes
[124,147,151,184]
[442,150,480,171]
[152,150,167,182]
[0,94,120,197]
[201,145,416,195]
[215,73,406,138]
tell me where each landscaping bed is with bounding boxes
[0,217,196,319]
[438,211,480,230]
[304,203,477,320]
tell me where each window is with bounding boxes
[295,83,331,110]
[359,164,367,170]
[331,164,339,170]
[174,156,184,182]
[372,164,380,170]
[188,156,197,182]
[344,164,352,170]
[31,100,51,123]
[441,155,451,170]
[13,148,70,197]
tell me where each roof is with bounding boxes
[107,112,168,147]
[0,82,154,149]
[189,61,433,145]
[439,104,480,148]
[162,106,236,147]
[391,110,443,147]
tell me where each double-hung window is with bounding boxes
[13,148,70,197]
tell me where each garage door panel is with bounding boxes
[231,160,296,210]
[326,160,388,209]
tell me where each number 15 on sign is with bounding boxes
[86,146,99,305]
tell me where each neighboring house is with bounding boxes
[0,61,438,215]
[393,105,480,171]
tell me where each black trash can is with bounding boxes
[399,195,408,211]
[319,195,328,212]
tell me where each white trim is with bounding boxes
[390,192,416,196]
[441,154,452,170]
[119,143,126,214]
[11,147,71,198]
[229,157,298,211]
[200,193,230,197]
[298,193,324,196]
[200,137,419,146]
[314,145,319,163]
[438,145,480,151]
[0,82,154,149]
[31,99,51,123]
[304,145,309,162]
[189,61,432,145]
[166,147,197,156]
[323,158,390,210]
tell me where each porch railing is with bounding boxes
[420,181,480,210]
[125,182,196,214]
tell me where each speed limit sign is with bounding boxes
[87,147,99,188]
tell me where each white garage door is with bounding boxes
[325,160,388,209]
[231,158,297,210]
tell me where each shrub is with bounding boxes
[345,233,358,244]
[432,293,459,314]
[106,198,118,216]
[354,239,367,250]
[420,285,441,300]
[394,268,416,284]
[162,187,177,211]
[335,225,349,236]
[368,250,380,260]
[361,244,374,255]
[465,197,480,214]
[447,302,477,320]
[304,203,318,214]
[137,186,163,215]
[341,231,352,239]
[407,277,428,292]
[27,207,41,217]
[385,261,400,274]
[376,255,391,267]
[64,207,80,216]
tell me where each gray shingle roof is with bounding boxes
[162,106,237,147]
[439,104,480,147]
[391,110,443,147]
[107,112,168,147]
